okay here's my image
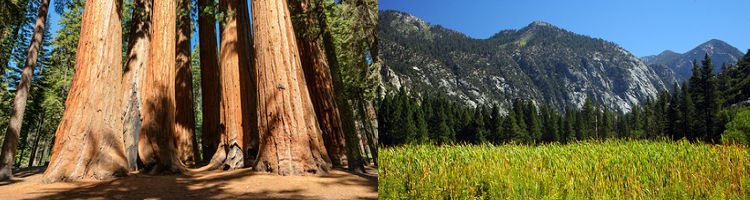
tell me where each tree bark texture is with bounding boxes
[237,0,259,167]
[289,0,347,167]
[197,0,221,161]
[121,0,151,172]
[208,0,254,170]
[0,0,50,180]
[139,0,184,173]
[42,0,127,183]
[313,0,365,173]
[251,0,331,176]
[174,0,199,166]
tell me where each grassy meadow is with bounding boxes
[378,140,749,199]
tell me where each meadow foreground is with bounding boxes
[379,140,749,199]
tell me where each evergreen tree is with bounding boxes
[413,102,429,144]
[512,99,528,142]
[540,105,558,143]
[680,82,696,140]
[468,107,487,144]
[488,104,503,144]
[502,112,521,143]
[582,97,594,139]
[666,83,682,139]
[524,101,541,143]
[699,54,719,143]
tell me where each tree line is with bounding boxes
[379,51,750,146]
[0,0,379,182]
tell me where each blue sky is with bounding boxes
[379,0,750,57]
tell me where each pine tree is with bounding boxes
[666,83,682,139]
[512,99,528,142]
[0,0,50,180]
[469,107,487,144]
[489,104,503,144]
[700,54,719,143]
[688,60,706,140]
[582,97,594,139]
[502,112,521,143]
[414,102,429,144]
[680,82,696,140]
[525,101,541,143]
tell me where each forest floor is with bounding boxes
[0,165,378,200]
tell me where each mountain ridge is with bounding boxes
[379,10,669,113]
[641,39,743,82]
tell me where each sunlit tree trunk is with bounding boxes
[197,0,221,161]
[42,0,127,183]
[289,0,347,167]
[122,0,151,172]
[313,0,365,173]
[140,0,184,173]
[251,0,331,176]
[208,0,255,170]
[174,0,199,166]
[0,0,49,180]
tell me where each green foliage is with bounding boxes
[722,107,750,145]
[379,140,749,199]
[1,0,82,167]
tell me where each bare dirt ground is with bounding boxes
[0,166,377,200]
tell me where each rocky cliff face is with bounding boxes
[641,39,744,82]
[379,10,669,113]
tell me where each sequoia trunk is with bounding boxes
[197,0,221,161]
[0,0,50,180]
[208,0,255,170]
[289,0,347,167]
[42,0,127,183]
[251,0,331,176]
[122,0,151,172]
[175,0,199,165]
[140,0,184,173]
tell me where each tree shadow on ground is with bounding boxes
[3,165,377,200]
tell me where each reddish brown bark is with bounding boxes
[251,0,331,176]
[208,0,254,170]
[174,0,199,166]
[0,0,49,180]
[197,0,221,161]
[237,0,259,167]
[42,0,127,183]
[121,0,152,172]
[288,0,347,167]
[139,0,184,173]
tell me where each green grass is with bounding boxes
[379,140,749,199]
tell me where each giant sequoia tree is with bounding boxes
[174,0,199,165]
[0,0,50,180]
[197,0,221,161]
[139,0,184,173]
[18,0,373,183]
[251,0,331,176]
[42,0,127,182]
[207,0,255,170]
[121,0,151,172]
